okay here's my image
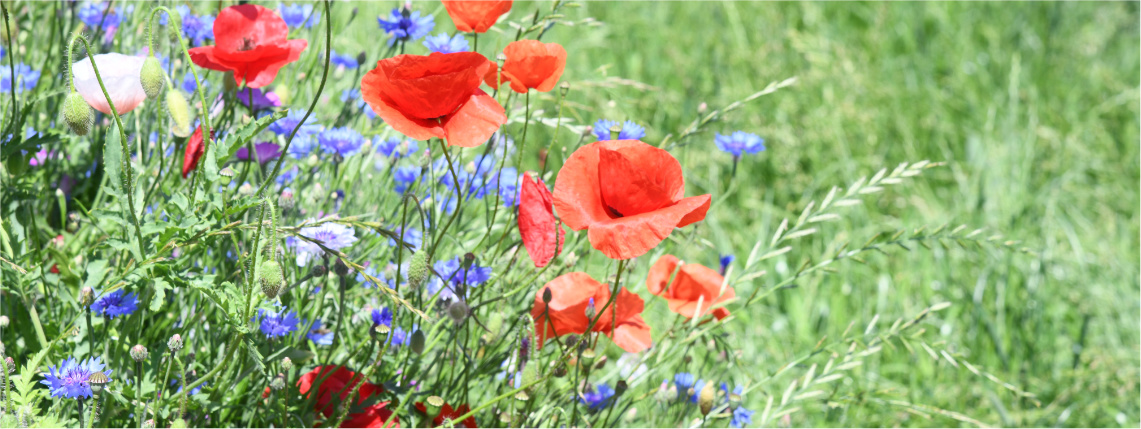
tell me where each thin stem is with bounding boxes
[135,360,145,428]
[428,139,465,257]
[77,397,85,429]
[2,5,17,136]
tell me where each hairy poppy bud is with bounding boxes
[407,252,429,288]
[520,361,538,388]
[698,382,716,416]
[62,92,94,136]
[279,188,295,212]
[410,329,425,354]
[333,258,349,277]
[258,260,285,299]
[79,287,95,308]
[168,334,183,352]
[140,56,165,99]
[281,357,292,372]
[552,362,567,378]
[130,345,149,363]
[165,90,192,137]
[446,301,469,325]
[166,12,182,42]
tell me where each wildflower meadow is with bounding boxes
[0,1,1138,428]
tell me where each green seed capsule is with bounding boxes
[407,252,429,288]
[62,92,94,136]
[140,56,165,99]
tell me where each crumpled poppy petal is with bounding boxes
[182,125,207,178]
[188,4,305,88]
[239,40,308,88]
[379,53,490,119]
[519,172,564,268]
[597,147,675,216]
[298,365,383,418]
[72,53,147,115]
[646,254,682,296]
[441,90,506,147]
[611,315,652,353]
[341,402,400,428]
[648,255,735,320]
[361,70,445,141]
[212,4,290,50]
[676,194,712,227]
[443,0,512,33]
[531,272,598,346]
[586,194,710,260]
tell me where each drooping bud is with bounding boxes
[270,373,286,391]
[410,329,425,354]
[310,265,328,278]
[165,90,192,138]
[166,12,182,42]
[140,56,165,99]
[542,287,552,304]
[62,92,94,136]
[258,259,285,299]
[446,301,469,325]
[281,357,293,372]
[88,371,109,395]
[407,252,429,288]
[520,361,538,388]
[168,334,183,352]
[79,287,95,308]
[130,345,149,363]
[333,258,350,277]
[594,355,608,370]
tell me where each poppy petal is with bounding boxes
[646,254,682,296]
[611,316,652,353]
[676,194,712,227]
[519,173,564,267]
[361,72,446,141]
[585,195,710,260]
[597,147,675,216]
[443,0,512,33]
[441,90,506,147]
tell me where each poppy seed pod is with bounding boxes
[140,56,164,99]
[446,301,469,325]
[130,345,149,363]
[513,390,530,403]
[62,92,94,136]
[407,252,429,288]
[165,90,192,138]
[425,396,444,417]
[88,372,109,395]
[371,324,390,342]
[410,329,426,354]
[579,348,596,368]
[258,259,285,299]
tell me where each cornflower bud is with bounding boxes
[281,357,293,372]
[140,56,164,99]
[259,259,285,299]
[130,345,149,363]
[584,297,596,320]
[310,265,328,278]
[168,334,183,352]
[62,92,94,136]
[79,287,95,308]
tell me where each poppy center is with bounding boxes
[238,37,257,52]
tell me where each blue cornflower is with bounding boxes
[78,2,123,29]
[287,135,319,159]
[422,33,470,54]
[306,319,334,345]
[731,406,755,428]
[91,289,139,319]
[318,127,365,157]
[173,378,206,396]
[428,257,492,302]
[269,110,322,137]
[181,10,215,47]
[388,227,423,251]
[580,384,616,410]
[182,73,199,93]
[291,218,358,266]
[41,357,112,399]
[376,137,419,158]
[371,307,394,327]
[593,119,646,141]
[330,51,359,69]
[280,3,320,29]
[714,131,765,157]
[719,254,735,275]
[378,7,434,46]
[393,167,421,194]
[390,326,408,347]
[1,63,41,93]
[340,88,360,102]
[494,167,521,207]
[674,373,696,391]
[254,307,301,339]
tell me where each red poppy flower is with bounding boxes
[341,402,400,428]
[181,125,213,178]
[442,0,512,33]
[518,172,564,268]
[647,255,735,320]
[361,53,506,148]
[483,40,567,93]
[552,140,711,260]
[531,272,652,353]
[188,4,308,88]
[415,402,478,428]
[298,366,383,418]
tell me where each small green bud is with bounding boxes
[165,90,192,138]
[270,373,286,391]
[79,287,95,307]
[168,334,183,352]
[281,357,292,372]
[333,259,349,277]
[140,56,165,99]
[62,92,94,136]
[130,345,149,363]
[446,301,468,326]
[520,361,538,387]
[407,252,429,288]
[259,259,285,299]
[410,329,425,354]
[170,418,187,429]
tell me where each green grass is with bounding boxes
[536,2,1139,427]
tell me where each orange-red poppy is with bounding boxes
[181,125,212,178]
[188,4,307,88]
[340,402,400,428]
[298,366,383,418]
[414,401,478,428]
[361,53,506,148]
[646,255,735,320]
[484,40,566,93]
[519,172,564,268]
[442,0,512,34]
[531,272,652,353]
[552,140,711,260]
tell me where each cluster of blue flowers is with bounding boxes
[378,7,434,46]
[159,5,215,47]
[428,256,493,302]
[280,3,321,29]
[78,2,131,31]
[1,63,41,93]
[671,373,754,428]
[580,383,617,410]
[318,127,365,158]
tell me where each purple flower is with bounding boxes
[270,110,322,137]
[731,406,754,428]
[238,88,282,111]
[375,137,419,158]
[236,142,282,164]
[580,383,615,410]
[78,2,124,30]
[371,307,393,327]
[393,167,421,194]
[427,257,492,302]
[182,73,199,93]
[280,3,320,28]
[318,127,365,157]
[593,119,645,141]
[41,357,112,399]
[378,7,434,46]
[291,218,358,266]
[254,307,300,339]
[423,33,470,54]
[714,131,765,157]
[1,63,41,93]
[329,50,359,69]
[306,319,334,345]
[719,254,735,276]
[91,289,139,319]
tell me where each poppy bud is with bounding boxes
[270,373,286,391]
[171,418,188,429]
[279,188,295,212]
[594,355,608,370]
[62,92,94,136]
[239,182,254,196]
[130,345,149,363]
[0,315,8,328]
[168,334,183,352]
[140,56,165,99]
[66,212,81,233]
[79,287,95,307]
[425,395,444,417]
[541,287,552,304]
[407,252,429,288]
[89,371,109,395]
[165,90,192,137]
[310,265,328,278]
[410,329,426,354]
[463,252,475,268]
[333,258,349,277]
[698,382,716,416]
[166,12,182,42]
[552,362,567,378]
[446,301,469,325]
[258,259,285,299]
[520,361,538,387]
[356,51,367,67]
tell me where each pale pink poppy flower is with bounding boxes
[71,53,147,115]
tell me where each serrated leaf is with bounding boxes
[83,260,109,290]
[221,110,288,164]
[151,278,169,312]
[171,192,189,213]
[244,338,266,374]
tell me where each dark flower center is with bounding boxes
[238,37,257,51]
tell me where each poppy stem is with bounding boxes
[1,4,16,137]
[428,138,465,258]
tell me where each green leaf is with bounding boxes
[171,192,189,213]
[82,259,109,290]
[152,277,169,312]
[244,338,266,375]
[221,110,288,164]
[203,141,220,182]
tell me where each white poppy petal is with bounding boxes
[72,53,147,115]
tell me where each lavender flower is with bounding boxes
[91,289,139,319]
[270,110,322,137]
[376,137,419,158]
[41,357,112,399]
[291,219,358,266]
[236,142,282,164]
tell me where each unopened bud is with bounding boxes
[356,51,367,67]
[446,301,468,325]
[310,265,327,278]
[165,90,192,138]
[552,362,567,378]
[584,297,596,320]
[62,92,94,136]
[615,379,628,397]
[407,252,429,288]
[166,12,182,42]
[270,373,286,391]
[698,382,716,416]
[258,260,285,299]
[130,345,149,363]
[593,355,608,370]
[580,348,596,368]
[410,329,425,354]
[0,315,8,328]
[332,258,349,277]
[171,418,187,429]
[520,361,538,387]
[4,357,14,374]
[238,182,254,196]
[80,287,95,307]
[168,334,183,352]
[140,56,165,99]
[142,419,155,429]
[281,357,292,372]
[559,81,570,96]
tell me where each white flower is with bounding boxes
[72,53,147,115]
